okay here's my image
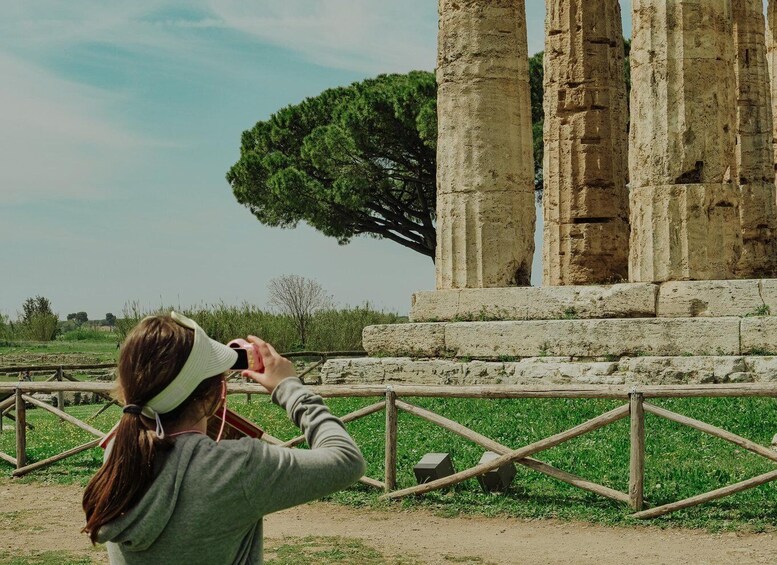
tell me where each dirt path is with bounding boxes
[1,481,776,564]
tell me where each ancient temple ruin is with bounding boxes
[322,0,777,388]
[438,0,777,286]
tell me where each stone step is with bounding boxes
[321,356,777,386]
[363,317,777,359]
[410,279,777,322]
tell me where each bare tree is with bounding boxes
[267,275,331,347]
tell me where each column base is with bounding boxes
[629,184,742,282]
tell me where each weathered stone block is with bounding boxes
[544,175,628,222]
[758,279,777,312]
[410,290,462,323]
[657,280,764,317]
[319,355,777,386]
[410,283,657,322]
[319,358,387,385]
[383,358,464,385]
[362,323,446,357]
[320,358,465,385]
[618,356,748,385]
[744,356,777,381]
[543,220,630,285]
[741,317,777,353]
[526,284,657,320]
[444,318,740,359]
[462,361,511,385]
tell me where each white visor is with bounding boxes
[141,311,238,416]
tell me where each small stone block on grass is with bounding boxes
[476,451,516,493]
[413,453,455,485]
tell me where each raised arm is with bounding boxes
[239,337,366,516]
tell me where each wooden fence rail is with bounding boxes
[1,378,776,519]
[5,381,777,398]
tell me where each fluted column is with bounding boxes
[543,0,629,286]
[767,1,777,170]
[629,0,741,282]
[733,0,777,277]
[436,0,535,289]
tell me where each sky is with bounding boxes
[0,1,637,320]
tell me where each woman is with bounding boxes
[82,312,366,564]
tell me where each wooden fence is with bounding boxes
[1,374,776,519]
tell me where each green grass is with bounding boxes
[1,396,776,532]
[0,341,119,365]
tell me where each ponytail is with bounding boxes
[81,315,195,543]
[82,412,170,542]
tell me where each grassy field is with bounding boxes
[0,340,119,370]
[2,392,776,533]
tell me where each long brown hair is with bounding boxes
[82,315,221,543]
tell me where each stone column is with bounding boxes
[733,0,777,278]
[436,0,535,289]
[543,0,629,286]
[767,1,777,169]
[629,0,741,282]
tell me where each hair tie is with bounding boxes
[123,404,142,415]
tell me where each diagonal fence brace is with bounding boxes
[381,403,630,500]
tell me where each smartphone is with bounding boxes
[227,339,264,372]
[231,347,250,370]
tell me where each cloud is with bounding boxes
[1,1,437,76]
[0,53,152,204]
[208,0,437,74]
[0,1,196,54]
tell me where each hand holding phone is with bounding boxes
[227,338,264,373]
[240,336,297,393]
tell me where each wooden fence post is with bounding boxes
[15,389,27,469]
[629,391,645,511]
[56,367,65,412]
[384,387,398,492]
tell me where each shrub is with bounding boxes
[307,304,400,351]
[0,313,16,343]
[60,327,108,341]
[115,300,150,342]
[24,312,59,341]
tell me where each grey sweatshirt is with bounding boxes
[96,378,366,564]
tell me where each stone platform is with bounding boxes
[363,317,777,359]
[319,280,777,386]
[410,279,777,322]
[320,356,777,386]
